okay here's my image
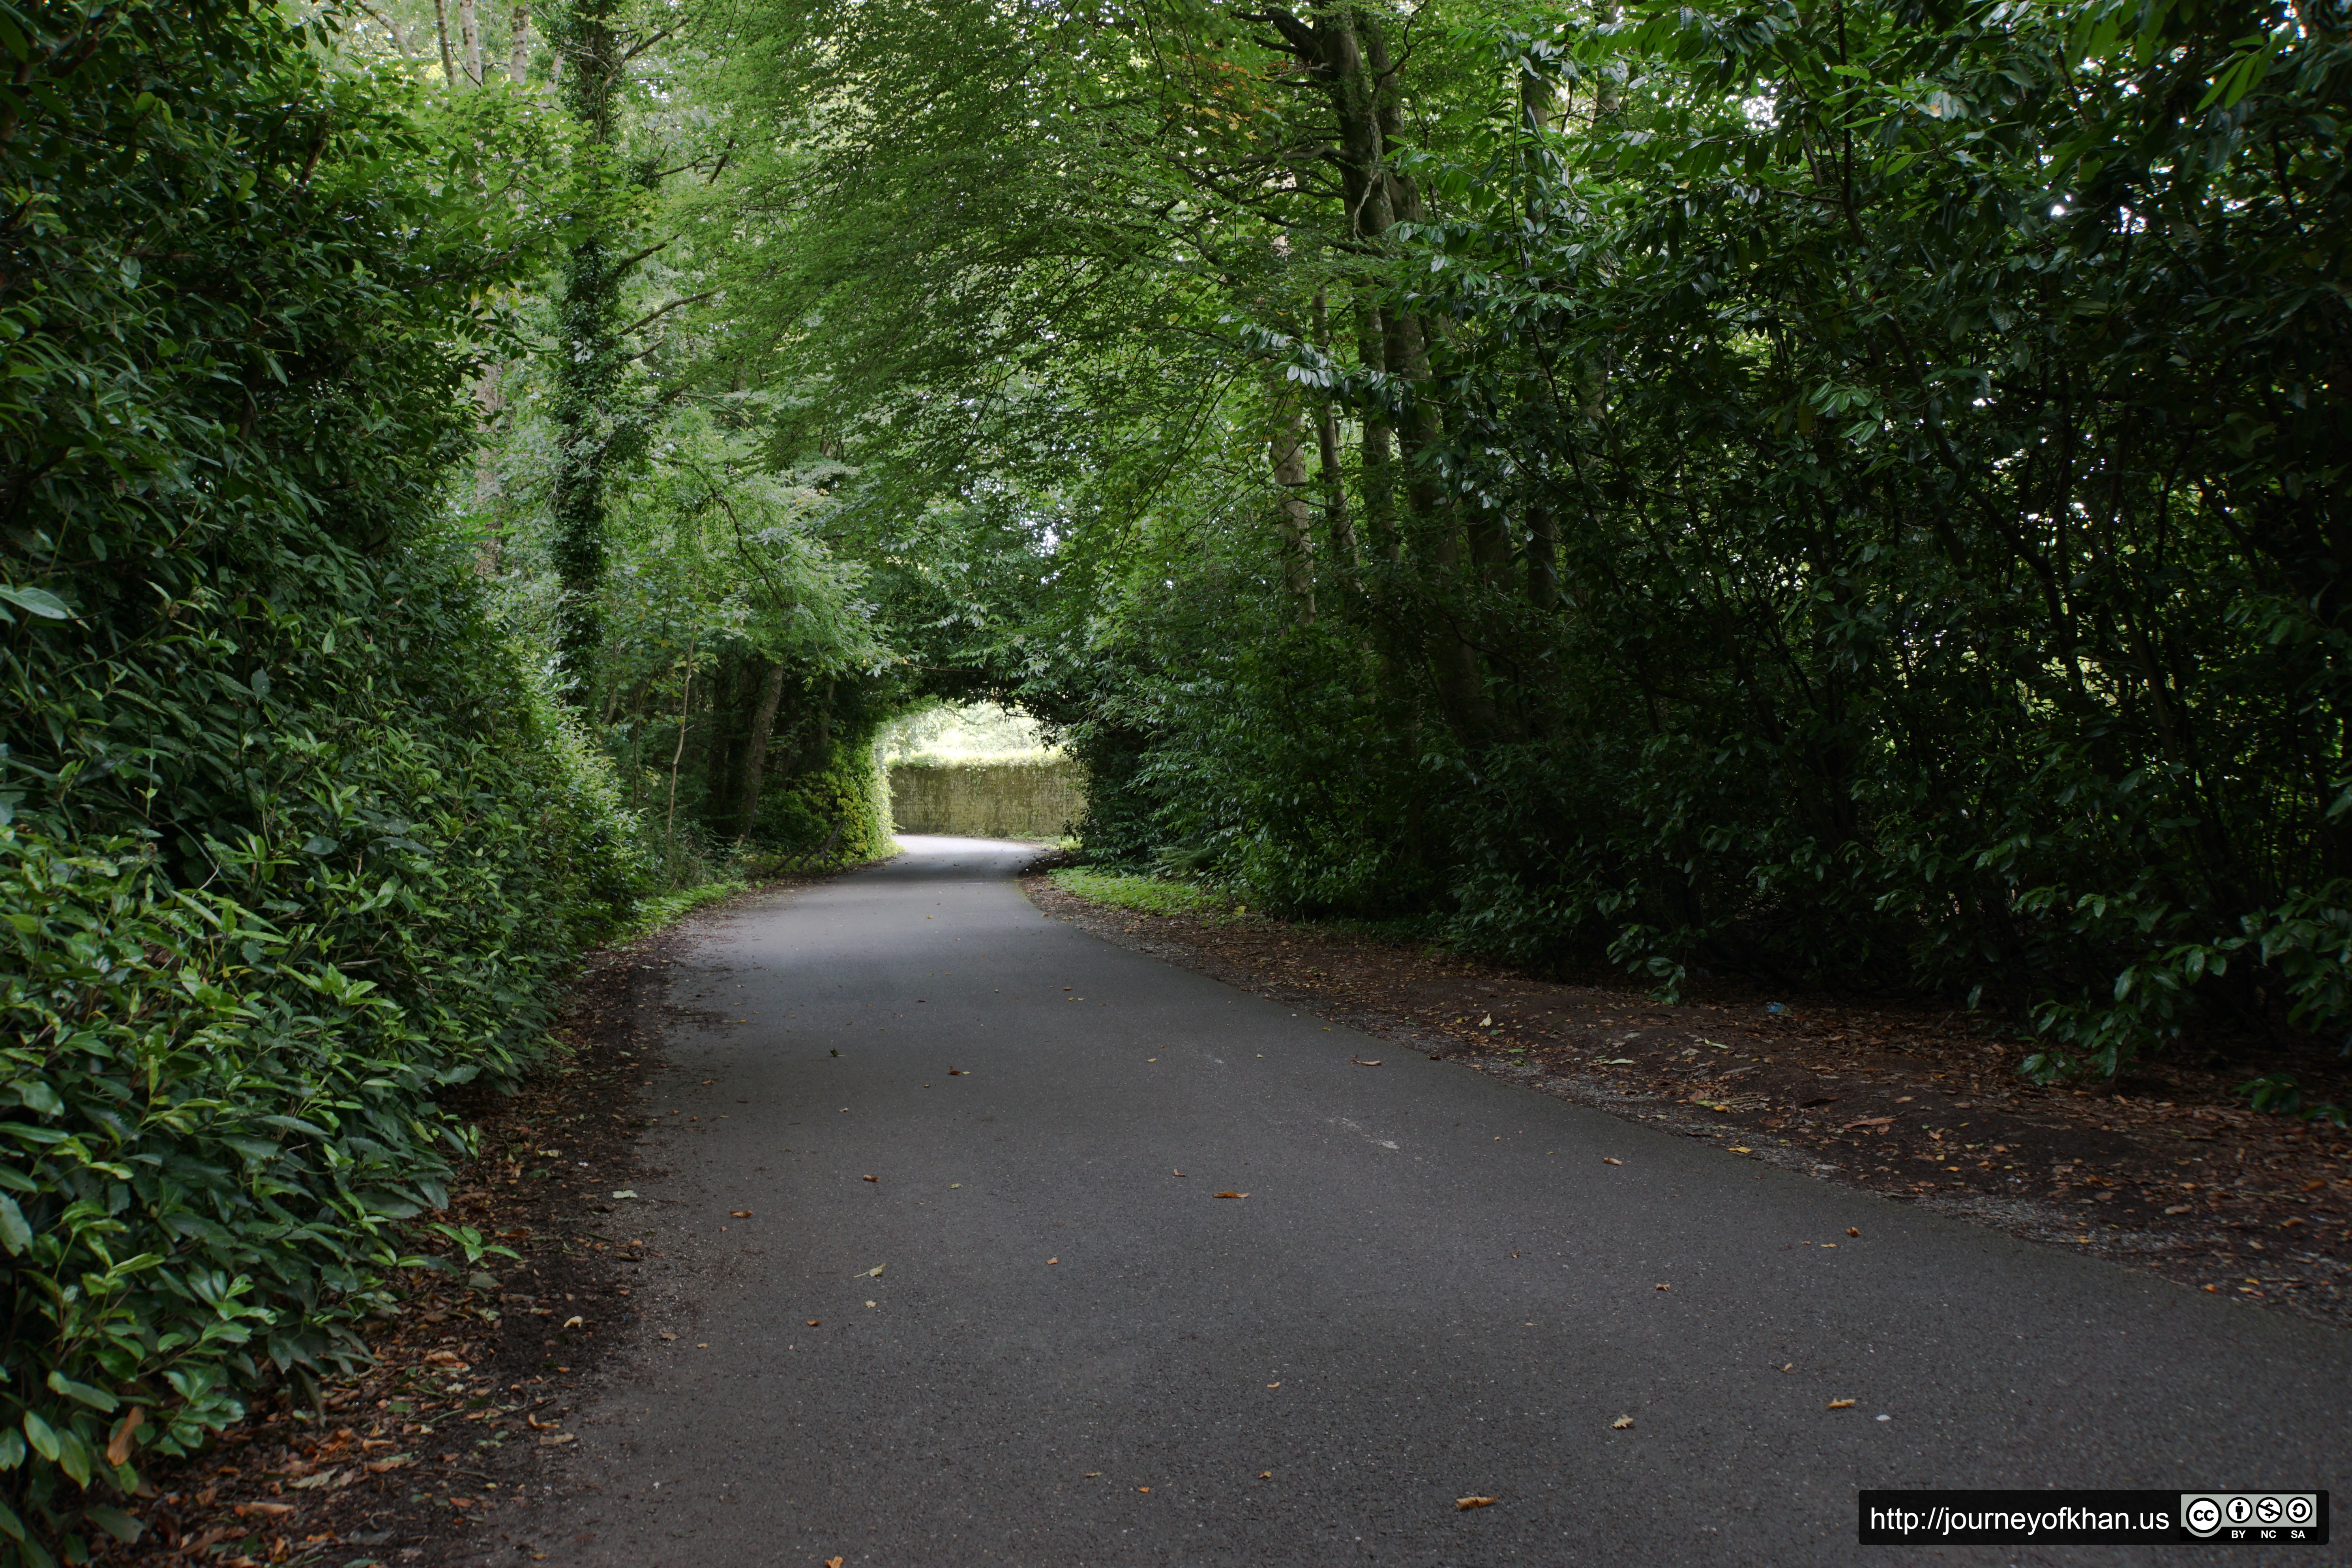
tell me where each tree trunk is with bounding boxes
[1268,375,1317,623]
[547,0,626,704]
[432,0,457,84]
[1312,294,1357,582]
[737,659,789,833]
[508,0,532,81]
[457,0,484,84]
[703,654,747,829]
[1353,295,1400,564]
[1527,502,1560,611]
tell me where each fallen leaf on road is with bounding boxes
[948,1068,963,1075]
[862,1175,879,1183]
[1654,1283,1670,1291]
[828,1558,845,1567]
[1611,1415,1633,1429]
[611,1190,637,1199]
[1479,1016,1492,1027]
[424,1349,467,1367]
[1138,1487,1150,1493]
[865,1300,877,1308]
[1267,1382,1281,1389]
[1214,1191,1249,1199]
[1603,1157,1623,1166]
[859,1265,885,1277]
[1457,1495,1497,1511]
[1731,1145,1752,1153]
[1259,1471,1273,1479]
[1048,1257,1059,1265]
[1173,1170,1184,1176]
[234,1502,294,1518]
[807,1320,821,1327]
[364,1457,411,1473]
[1840,1117,1894,1131]
[1780,1363,1794,1372]
[1351,1057,1382,1066]
[527,1414,560,1429]
[562,1316,584,1329]
[2165,1204,2191,1215]
[1847,1227,1860,1236]
[1827,1399,1855,1410]
[660,1332,677,1341]
[289,1470,337,1490]
[731,1210,753,1218]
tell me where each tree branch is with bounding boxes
[622,290,718,337]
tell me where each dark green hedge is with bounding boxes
[0,2,643,1559]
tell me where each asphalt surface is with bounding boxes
[533,837,2350,1566]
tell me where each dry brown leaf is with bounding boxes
[1611,1415,1633,1429]
[1603,1157,1623,1166]
[1214,1191,1250,1199]
[1846,1227,1860,1236]
[1456,1495,1498,1511]
[1266,1382,1281,1389]
[1047,1257,1059,1265]
[806,1319,821,1327]
[828,1558,845,1567]
[862,1175,879,1183]
[1654,1283,1670,1291]
[234,1502,294,1518]
[1351,1057,1382,1066]
[1827,1399,1855,1410]
[105,1406,144,1467]
[948,1068,963,1075]
[731,1209,753,1218]
[1138,1486,1151,1494]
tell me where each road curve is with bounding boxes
[530,836,2348,1566]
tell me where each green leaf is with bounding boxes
[9,1079,63,1116]
[47,1371,119,1413]
[21,1411,60,1463]
[82,1506,143,1544]
[0,1195,27,1255]
[0,584,72,620]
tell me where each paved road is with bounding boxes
[537,837,2348,1566]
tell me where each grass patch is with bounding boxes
[622,879,746,940]
[1050,867,1238,919]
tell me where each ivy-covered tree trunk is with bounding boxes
[547,0,626,704]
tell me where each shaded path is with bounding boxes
[529,837,2346,1565]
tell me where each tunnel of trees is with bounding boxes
[1,0,2344,1553]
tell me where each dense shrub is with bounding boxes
[0,2,643,1557]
